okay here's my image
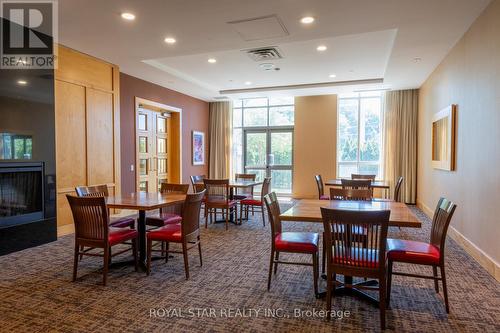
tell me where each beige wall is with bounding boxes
[293,95,337,198]
[418,0,500,276]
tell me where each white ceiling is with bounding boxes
[57,0,491,101]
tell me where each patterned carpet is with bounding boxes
[0,203,499,333]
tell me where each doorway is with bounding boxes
[243,129,293,194]
[135,97,182,192]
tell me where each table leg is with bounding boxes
[317,275,380,306]
[138,210,146,266]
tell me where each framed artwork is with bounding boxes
[192,131,205,165]
[431,105,456,171]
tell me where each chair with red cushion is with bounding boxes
[66,195,138,286]
[387,197,457,313]
[233,173,256,201]
[146,190,205,279]
[203,179,238,230]
[239,177,271,226]
[314,174,329,200]
[321,207,390,329]
[145,183,189,227]
[264,192,319,296]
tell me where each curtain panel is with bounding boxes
[383,89,418,203]
[208,101,232,179]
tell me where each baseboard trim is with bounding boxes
[57,224,74,237]
[417,200,500,282]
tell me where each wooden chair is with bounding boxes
[145,183,189,227]
[321,208,390,329]
[264,192,319,296]
[341,178,372,190]
[387,198,457,313]
[66,195,138,286]
[393,176,404,202]
[146,190,205,279]
[239,177,271,226]
[329,188,372,201]
[351,174,376,180]
[190,175,206,193]
[203,179,238,230]
[75,184,135,228]
[234,173,256,201]
[315,175,329,200]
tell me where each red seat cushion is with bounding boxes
[320,195,330,200]
[110,217,135,228]
[387,238,440,265]
[274,232,319,253]
[108,228,138,246]
[145,213,182,227]
[147,223,182,242]
[240,199,262,206]
[333,247,380,268]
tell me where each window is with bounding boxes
[232,97,294,194]
[337,92,383,179]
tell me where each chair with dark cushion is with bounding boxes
[264,192,319,296]
[146,190,205,279]
[145,183,189,227]
[387,198,457,313]
[203,179,238,230]
[75,184,135,228]
[239,177,271,226]
[321,207,390,329]
[67,195,138,286]
[315,175,329,200]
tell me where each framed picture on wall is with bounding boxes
[192,131,205,165]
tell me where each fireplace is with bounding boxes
[0,162,44,228]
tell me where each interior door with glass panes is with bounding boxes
[136,108,169,192]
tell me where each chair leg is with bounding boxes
[267,250,274,291]
[79,245,84,261]
[72,242,79,282]
[165,242,170,263]
[182,243,190,279]
[387,260,393,306]
[326,265,333,320]
[102,246,110,286]
[239,203,243,224]
[274,252,280,275]
[132,239,138,272]
[379,275,387,330]
[440,264,450,313]
[261,205,266,227]
[205,207,209,228]
[225,208,229,231]
[161,242,166,257]
[312,252,319,296]
[322,232,326,274]
[198,240,203,266]
[433,266,440,293]
[146,239,152,276]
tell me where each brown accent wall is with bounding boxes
[120,73,209,194]
[418,0,500,278]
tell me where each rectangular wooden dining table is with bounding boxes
[279,199,420,303]
[106,192,186,267]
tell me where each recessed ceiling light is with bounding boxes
[121,12,135,21]
[208,58,217,64]
[316,45,327,52]
[17,80,27,85]
[164,37,176,44]
[413,57,422,63]
[244,81,252,85]
[300,16,315,24]
[329,74,337,78]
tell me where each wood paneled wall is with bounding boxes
[55,45,121,227]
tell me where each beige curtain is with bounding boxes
[208,101,232,179]
[383,89,418,203]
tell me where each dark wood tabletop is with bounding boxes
[280,199,421,228]
[106,192,186,210]
[325,179,390,189]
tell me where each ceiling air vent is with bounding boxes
[245,46,283,62]
[214,96,229,100]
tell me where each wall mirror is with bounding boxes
[432,105,456,171]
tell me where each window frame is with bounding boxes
[336,93,384,180]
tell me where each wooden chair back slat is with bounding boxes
[341,179,372,190]
[190,175,206,193]
[321,208,389,271]
[181,190,205,241]
[351,174,376,180]
[75,184,109,197]
[314,175,325,199]
[330,188,372,201]
[160,183,189,194]
[264,192,282,237]
[393,176,404,202]
[430,198,457,254]
[203,179,230,203]
[67,195,109,242]
[260,177,272,202]
[235,173,256,196]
